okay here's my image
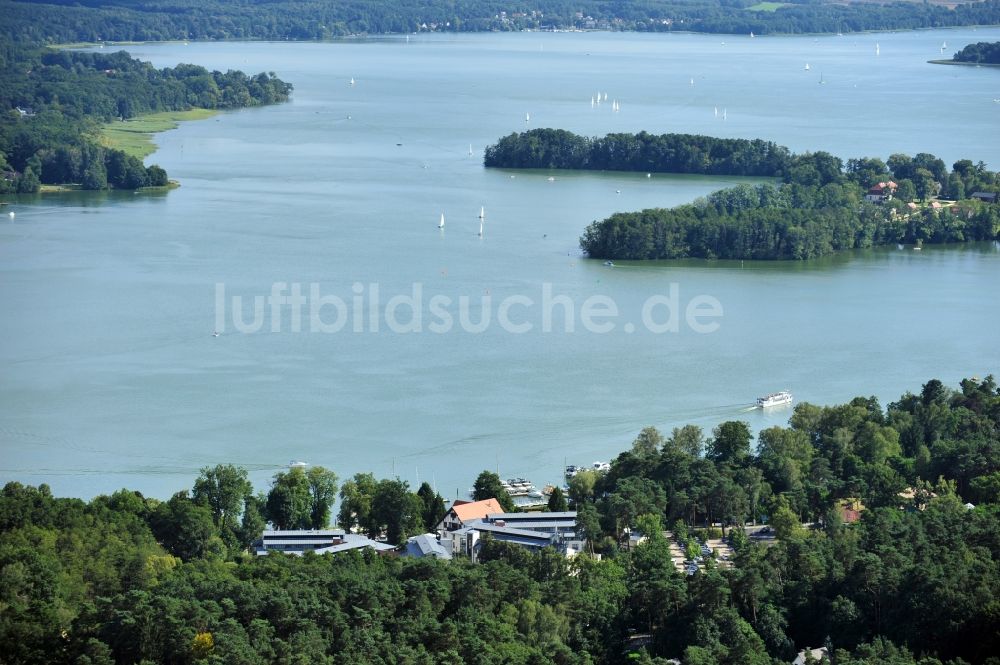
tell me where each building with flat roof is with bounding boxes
[483,511,578,539]
[441,510,584,561]
[444,522,557,563]
[254,529,394,556]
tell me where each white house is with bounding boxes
[792,647,829,664]
[865,181,897,203]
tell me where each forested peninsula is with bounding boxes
[2,0,1000,42]
[951,41,1000,64]
[0,39,292,193]
[2,377,999,664]
[485,129,1000,260]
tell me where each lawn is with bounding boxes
[747,2,789,11]
[99,108,218,159]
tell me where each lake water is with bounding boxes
[2,30,999,500]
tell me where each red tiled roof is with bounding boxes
[450,498,503,522]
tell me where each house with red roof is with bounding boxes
[865,181,897,203]
[436,498,504,533]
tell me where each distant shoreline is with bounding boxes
[46,24,1000,48]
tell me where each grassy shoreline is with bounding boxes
[38,181,180,194]
[98,108,218,160]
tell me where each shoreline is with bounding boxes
[38,181,180,194]
[928,58,1000,67]
[48,24,1000,48]
[98,108,219,161]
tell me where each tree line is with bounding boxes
[952,41,1000,65]
[3,0,1000,44]
[1,376,998,663]
[485,129,793,177]
[532,136,1000,260]
[0,39,292,192]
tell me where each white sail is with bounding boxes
[438,213,445,229]
[478,206,485,236]
[714,106,718,117]
[805,63,810,70]
[876,42,880,56]
[525,112,530,123]
[469,144,473,156]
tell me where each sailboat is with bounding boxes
[525,112,530,123]
[591,96,595,107]
[750,31,754,38]
[349,77,355,86]
[468,144,474,156]
[603,92,607,101]
[690,77,695,86]
[805,63,810,71]
[723,108,727,120]
[438,213,445,229]
[478,206,485,237]
[714,106,718,118]
[819,72,825,84]
[876,42,880,56]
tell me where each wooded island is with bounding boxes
[485,129,1000,260]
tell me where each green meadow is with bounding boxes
[99,109,217,159]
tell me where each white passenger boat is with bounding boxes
[756,391,793,408]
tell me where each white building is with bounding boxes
[254,529,394,556]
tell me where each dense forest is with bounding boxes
[952,40,1000,63]
[1,377,998,664]
[485,129,793,177]
[2,0,1000,43]
[481,129,1000,259]
[0,39,292,192]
